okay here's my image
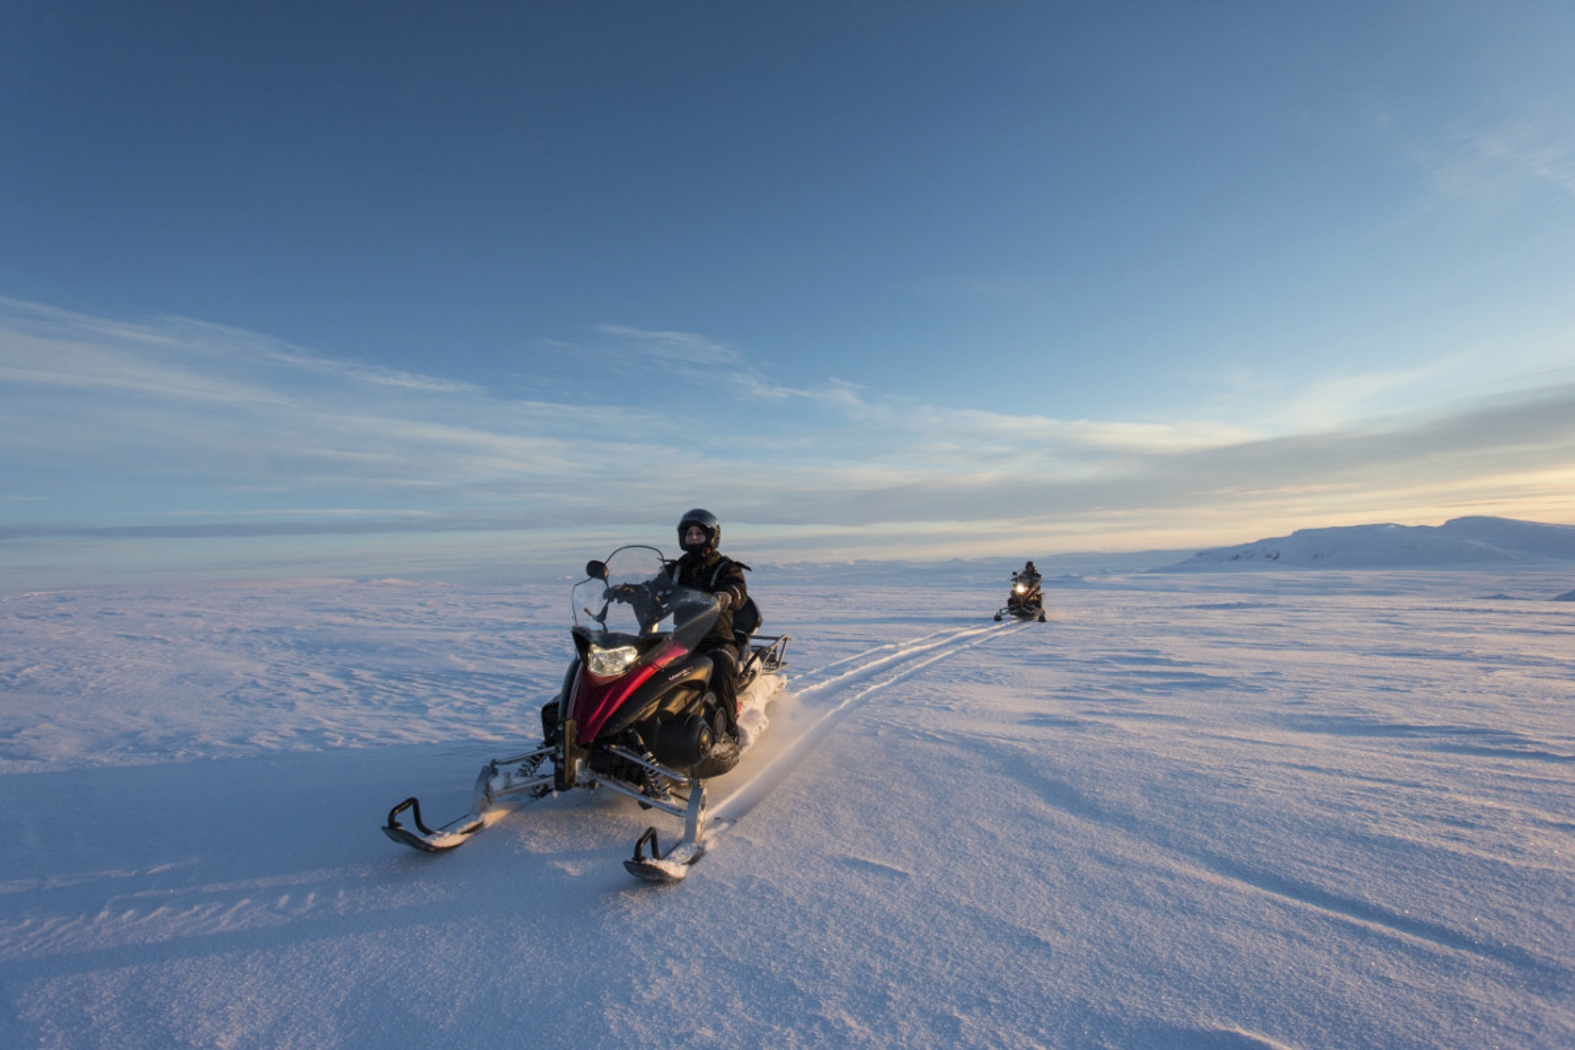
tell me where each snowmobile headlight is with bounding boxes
[1014,583,1026,594]
[587,644,640,677]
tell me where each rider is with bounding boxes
[671,509,749,729]
[1011,560,1043,617]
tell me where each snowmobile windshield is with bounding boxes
[571,545,716,643]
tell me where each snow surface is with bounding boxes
[2,560,1573,1049]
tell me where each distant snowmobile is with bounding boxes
[382,544,789,882]
[994,568,1046,622]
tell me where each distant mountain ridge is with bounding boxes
[1157,516,1575,571]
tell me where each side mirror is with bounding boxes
[586,560,608,580]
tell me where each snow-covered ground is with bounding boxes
[2,561,1572,1049]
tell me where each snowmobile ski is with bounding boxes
[382,797,485,852]
[624,825,707,883]
[382,745,555,853]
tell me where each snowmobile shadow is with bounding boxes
[12,745,597,882]
[0,744,715,987]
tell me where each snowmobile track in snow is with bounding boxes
[707,620,1032,835]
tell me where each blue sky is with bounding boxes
[4,1,1575,587]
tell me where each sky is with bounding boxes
[4,1,1575,587]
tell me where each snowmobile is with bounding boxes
[382,544,789,882]
[994,570,1046,622]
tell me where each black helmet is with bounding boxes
[677,508,720,554]
[1025,561,1036,572]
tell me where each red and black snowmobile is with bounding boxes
[382,544,788,881]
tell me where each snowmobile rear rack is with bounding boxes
[741,633,790,678]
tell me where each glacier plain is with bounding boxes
[1,562,1572,1049]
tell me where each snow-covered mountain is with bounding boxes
[1158,516,1575,571]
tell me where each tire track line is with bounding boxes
[786,624,986,689]
[789,623,1004,700]
[711,621,1030,828]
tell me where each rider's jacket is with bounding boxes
[671,549,747,645]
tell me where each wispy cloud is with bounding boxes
[1454,119,1575,199]
[593,324,747,371]
[1275,358,1470,431]
[0,301,651,503]
[263,347,484,395]
[1412,118,1575,210]
[586,324,860,406]
[0,298,481,403]
[0,325,285,405]
[3,298,1572,585]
